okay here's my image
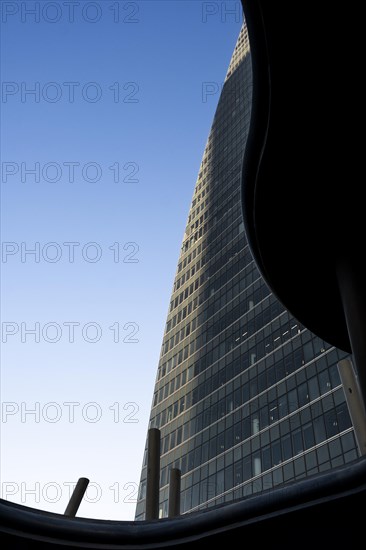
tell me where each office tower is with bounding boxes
[135,23,357,520]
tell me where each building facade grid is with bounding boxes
[135,24,357,520]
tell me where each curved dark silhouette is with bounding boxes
[241,0,366,424]
[241,1,363,355]
[0,460,365,547]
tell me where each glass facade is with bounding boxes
[135,24,357,520]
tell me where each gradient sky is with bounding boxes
[0,0,242,520]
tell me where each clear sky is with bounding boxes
[0,0,242,520]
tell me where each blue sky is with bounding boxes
[0,0,242,520]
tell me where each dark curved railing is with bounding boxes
[1,459,365,548]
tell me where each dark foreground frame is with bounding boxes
[1,459,365,548]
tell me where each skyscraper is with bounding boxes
[135,23,358,520]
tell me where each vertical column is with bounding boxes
[64,478,89,517]
[168,468,181,518]
[337,259,366,413]
[145,428,160,520]
[338,359,366,456]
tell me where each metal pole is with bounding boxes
[145,428,160,520]
[337,260,366,419]
[338,359,366,456]
[64,478,89,517]
[168,468,181,518]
